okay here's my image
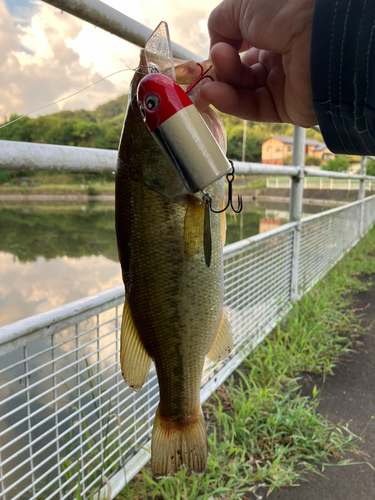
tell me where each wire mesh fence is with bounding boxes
[298,201,362,293]
[1,194,374,499]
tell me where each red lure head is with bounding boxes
[137,73,193,133]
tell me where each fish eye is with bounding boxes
[139,102,146,119]
[145,94,159,110]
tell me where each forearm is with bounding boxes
[311,0,375,155]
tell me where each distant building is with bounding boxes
[261,135,334,165]
[259,218,282,234]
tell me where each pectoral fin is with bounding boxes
[221,210,226,247]
[184,196,205,259]
[120,300,152,392]
[206,310,233,362]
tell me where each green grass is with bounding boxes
[118,226,375,499]
[246,177,267,189]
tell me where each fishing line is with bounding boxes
[0,65,154,130]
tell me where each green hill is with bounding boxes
[0,94,128,150]
[0,92,322,164]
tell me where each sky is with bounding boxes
[1,0,221,119]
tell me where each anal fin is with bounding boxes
[120,300,152,392]
[206,310,233,363]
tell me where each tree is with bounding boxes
[72,122,101,147]
[366,158,375,176]
[0,115,34,142]
[322,155,350,172]
[226,125,264,162]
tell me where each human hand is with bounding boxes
[200,0,317,127]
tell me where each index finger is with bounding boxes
[208,0,245,50]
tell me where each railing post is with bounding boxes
[358,156,367,237]
[289,126,306,302]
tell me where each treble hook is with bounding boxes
[203,161,243,214]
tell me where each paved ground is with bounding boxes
[257,282,375,500]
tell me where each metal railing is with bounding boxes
[2,2,375,499]
[266,176,374,191]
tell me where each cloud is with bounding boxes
[1,0,221,118]
[0,252,122,327]
[136,0,214,58]
[0,0,128,117]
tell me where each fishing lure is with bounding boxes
[137,72,232,194]
[137,70,243,267]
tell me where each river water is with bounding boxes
[0,199,332,328]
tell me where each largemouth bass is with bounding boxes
[115,53,233,477]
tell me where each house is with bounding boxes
[261,135,334,165]
[259,218,282,234]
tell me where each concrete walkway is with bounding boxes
[262,282,375,500]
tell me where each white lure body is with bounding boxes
[137,73,231,194]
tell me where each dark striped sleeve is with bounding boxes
[310,0,375,155]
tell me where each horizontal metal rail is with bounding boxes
[304,168,373,180]
[0,285,124,355]
[0,141,118,173]
[41,0,201,61]
[1,141,374,182]
[232,161,299,177]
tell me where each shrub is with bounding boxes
[305,155,321,166]
[322,155,350,172]
[87,186,99,196]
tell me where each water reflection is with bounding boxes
[0,203,122,327]
[0,253,122,327]
[225,199,331,243]
[0,200,331,327]
[0,203,118,263]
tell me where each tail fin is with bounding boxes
[151,405,208,477]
